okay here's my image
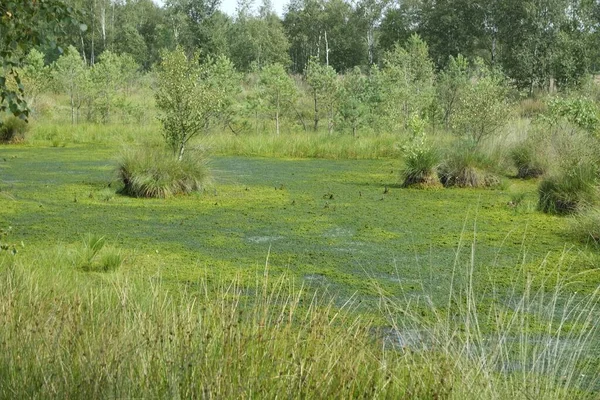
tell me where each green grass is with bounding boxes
[0,238,598,398]
[2,124,600,397]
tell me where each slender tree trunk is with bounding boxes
[79,33,87,64]
[101,1,106,50]
[276,93,280,135]
[91,0,96,65]
[70,92,75,125]
[324,30,329,67]
[178,143,185,161]
[313,91,319,131]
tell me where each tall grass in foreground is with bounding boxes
[1,245,598,399]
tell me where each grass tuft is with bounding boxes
[439,145,501,188]
[538,163,598,215]
[401,147,442,188]
[117,146,210,198]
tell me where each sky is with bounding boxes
[152,0,290,17]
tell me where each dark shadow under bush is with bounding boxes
[118,146,210,198]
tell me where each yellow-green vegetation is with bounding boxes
[2,123,600,397]
[0,240,598,398]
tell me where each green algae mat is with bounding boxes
[1,145,599,301]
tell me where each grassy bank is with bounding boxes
[0,245,598,398]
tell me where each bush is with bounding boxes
[438,145,501,188]
[538,163,598,215]
[401,147,441,188]
[0,116,29,143]
[118,146,210,198]
[510,141,547,179]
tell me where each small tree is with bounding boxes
[452,60,510,146]
[305,57,339,133]
[436,54,469,129]
[379,34,435,131]
[339,67,370,137]
[155,47,230,160]
[19,49,51,112]
[258,63,297,135]
[52,46,87,125]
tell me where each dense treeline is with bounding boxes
[29,0,600,91]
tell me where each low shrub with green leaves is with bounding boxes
[118,146,210,198]
[438,144,501,188]
[538,163,598,215]
[0,116,29,143]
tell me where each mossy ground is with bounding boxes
[2,143,598,308]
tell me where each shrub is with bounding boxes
[0,116,29,143]
[510,141,547,179]
[538,163,598,215]
[118,146,210,198]
[438,144,501,188]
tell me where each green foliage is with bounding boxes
[380,34,435,130]
[452,60,510,146]
[0,115,29,143]
[18,49,51,112]
[52,45,88,125]
[155,48,236,159]
[117,146,210,199]
[228,8,291,71]
[401,115,441,188]
[338,67,370,137]
[436,54,469,128]
[258,63,298,135]
[305,57,339,133]
[543,96,600,136]
[538,162,598,215]
[0,0,84,120]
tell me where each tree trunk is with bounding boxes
[178,143,185,161]
[313,91,319,131]
[91,0,96,65]
[276,93,280,135]
[70,93,75,125]
[101,1,106,49]
[324,30,329,67]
